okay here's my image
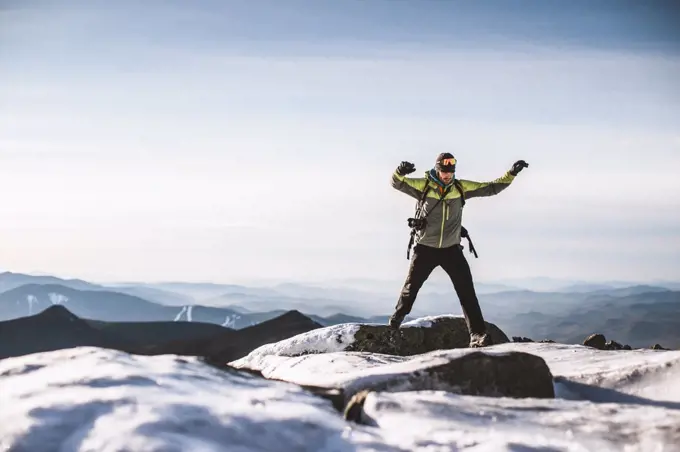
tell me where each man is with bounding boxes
[389,152,529,347]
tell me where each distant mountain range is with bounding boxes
[486,289,680,348]
[1,271,678,348]
[0,305,323,361]
[0,283,276,328]
[0,282,394,330]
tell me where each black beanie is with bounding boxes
[435,152,456,172]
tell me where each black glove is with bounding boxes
[509,160,529,176]
[396,161,416,176]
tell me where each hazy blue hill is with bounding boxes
[0,284,323,330]
[502,291,680,348]
[103,285,195,306]
[0,284,183,321]
[0,284,242,325]
[0,271,101,293]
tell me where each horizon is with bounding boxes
[0,267,677,291]
[2,0,679,283]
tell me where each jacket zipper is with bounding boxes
[439,201,446,247]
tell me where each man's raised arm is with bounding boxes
[391,161,427,200]
[458,160,529,199]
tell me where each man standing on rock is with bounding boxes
[389,152,529,348]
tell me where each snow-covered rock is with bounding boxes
[233,347,555,401]
[502,342,680,403]
[230,326,680,451]
[2,343,679,451]
[3,312,680,452]
[356,390,680,451]
[234,315,509,361]
[235,323,362,358]
[0,347,384,451]
[234,339,680,404]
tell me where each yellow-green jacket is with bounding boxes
[392,169,515,249]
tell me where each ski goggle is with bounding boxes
[439,158,456,166]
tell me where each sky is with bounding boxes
[1,0,679,285]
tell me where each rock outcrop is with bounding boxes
[346,316,509,356]
[337,349,555,403]
[234,346,555,407]
[581,333,667,351]
[652,343,670,350]
[583,333,607,350]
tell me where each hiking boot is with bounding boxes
[388,314,404,330]
[469,332,494,348]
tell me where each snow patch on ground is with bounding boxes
[2,345,679,451]
[173,306,187,321]
[48,292,68,305]
[240,323,361,361]
[26,295,38,315]
[221,314,241,328]
[0,347,384,452]
[492,342,680,403]
[361,390,680,451]
[401,314,464,328]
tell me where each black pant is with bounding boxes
[393,243,487,335]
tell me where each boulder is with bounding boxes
[651,344,669,351]
[583,333,606,350]
[339,349,555,403]
[513,336,534,343]
[346,317,509,356]
[236,346,555,409]
[605,340,624,350]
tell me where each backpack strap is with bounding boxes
[417,181,431,207]
[453,179,466,207]
[453,180,478,258]
[406,182,433,259]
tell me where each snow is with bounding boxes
[0,347,384,452]
[221,314,241,328]
[26,294,37,315]
[48,292,68,305]
[174,306,187,321]
[495,342,680,403]
[239,323,361,361]
[401,314,465,328]
[2,344,679,451]
[359,390,680,451]
[174,305,195,322]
